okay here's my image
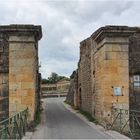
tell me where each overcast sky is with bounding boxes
[0,0,140,78]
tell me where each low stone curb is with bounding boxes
[22,132,33,139]
[63,101,131,139]
[22,99,47,139]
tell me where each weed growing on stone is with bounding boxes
[79,110,99,124]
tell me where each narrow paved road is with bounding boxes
[32,97,112,139]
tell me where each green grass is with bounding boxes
[64,100,72,105]
[64,100,75,108]
[79,110,98,124]
[34,107,43,126]
[64,101,98,124]
[28,103,44,132]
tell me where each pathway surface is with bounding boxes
[31,97,113,139]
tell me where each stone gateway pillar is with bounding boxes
[0,25,42,121]
[0,33,9,121]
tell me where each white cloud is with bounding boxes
[0,0,140,78]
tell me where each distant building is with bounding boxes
[41,79,70,93]
[41,83,57,91]
[0,25,42,121]
[56,79,70,91]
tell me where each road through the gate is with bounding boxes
[31,97,112,139]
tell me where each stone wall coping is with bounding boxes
[80,37,91,52]
[80,26,140,45]
[92,26,139,43]
[0,24,42,40]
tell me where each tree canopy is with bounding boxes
[41,72,70,84]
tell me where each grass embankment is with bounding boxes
[34,106,43,126]
[64,100,73,106]
[28,101,44,132]
[79,110,98,124]
[64,100,98,124]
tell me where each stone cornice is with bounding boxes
[91,26,139,44]
[0,24,42,40]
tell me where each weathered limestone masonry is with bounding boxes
[66,78,75,105]
[90,26,132,126]
[129,33,140,110]
[0,25,42,121]
[67,26,140,129]
[79,38,92,114]
[66,71,78,107]
[0,33,9,121]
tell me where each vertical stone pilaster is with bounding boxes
[0,25,42,121]
[79,38,92,114]
[129,33,140,110]
[8,26,42,121]
[0,33,9,121]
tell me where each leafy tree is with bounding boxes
[48,72,58,84]
[41,72,70,84]
[41,79,49,84]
